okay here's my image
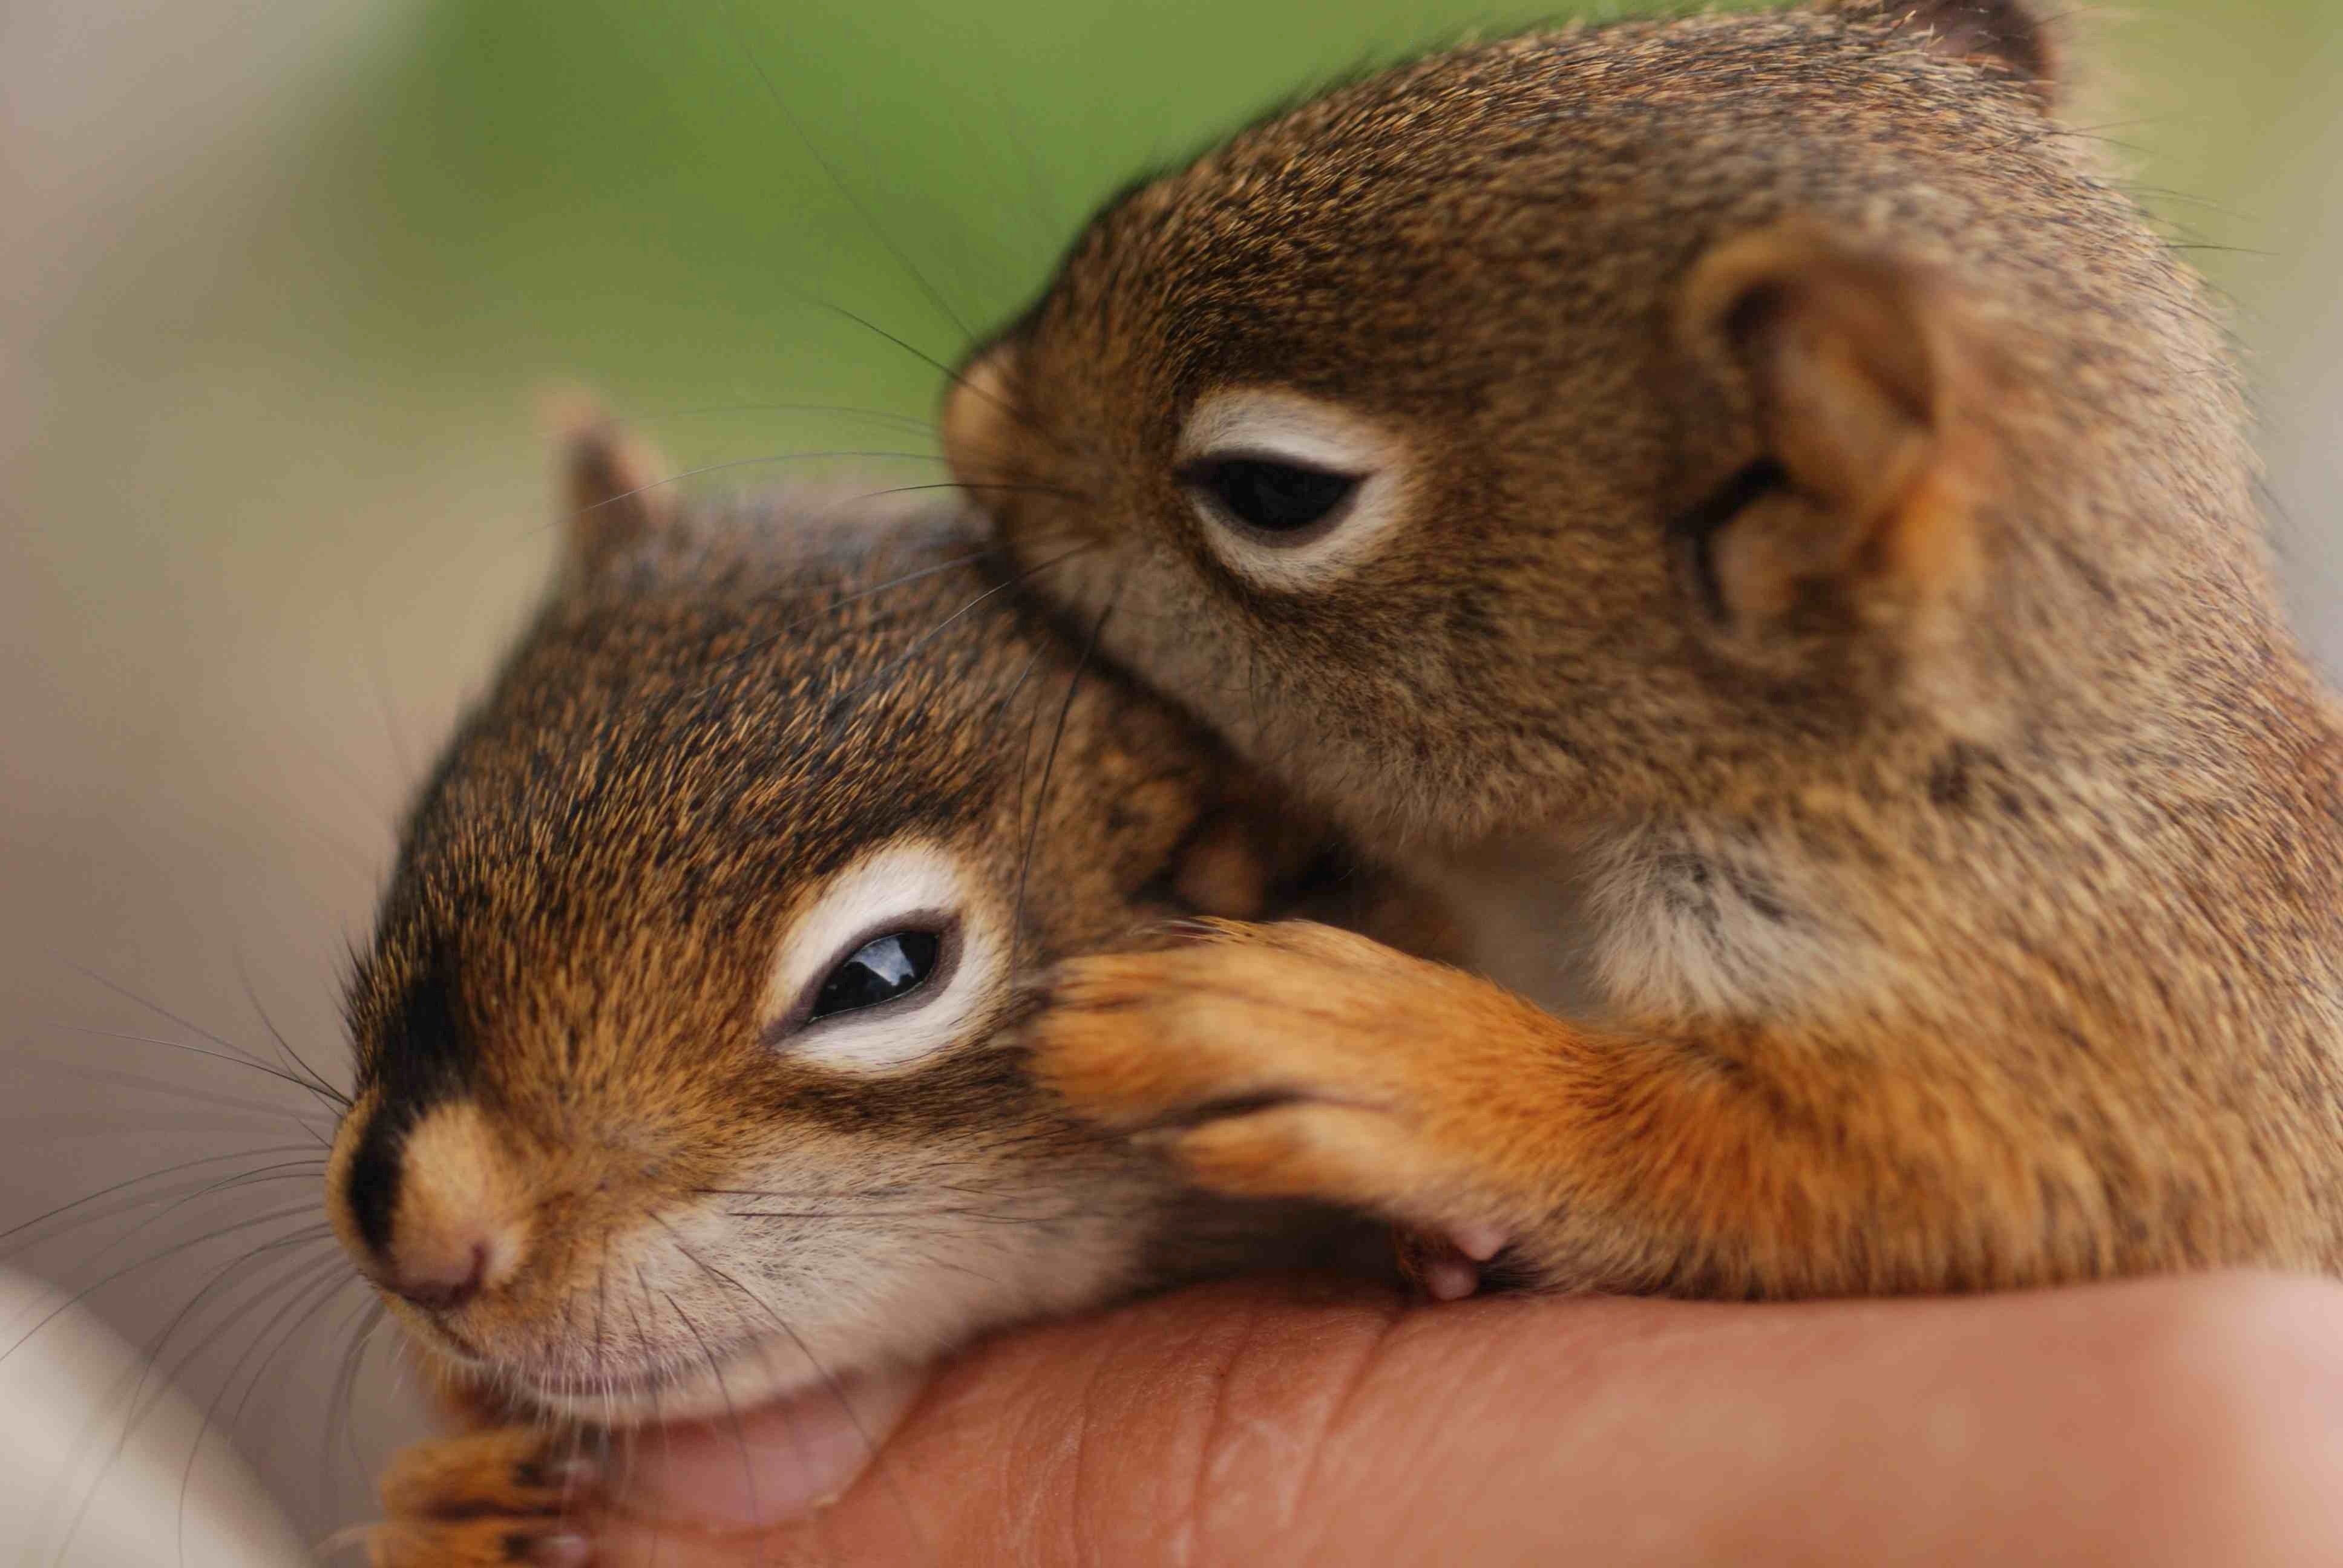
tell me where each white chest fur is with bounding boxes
[1418,820,1873,1025]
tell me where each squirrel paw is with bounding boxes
[1029,919,1536,1266]
[1395,1223,1515,1301]
[353,1425,599,1567]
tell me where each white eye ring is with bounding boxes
[761,843,1001,1074]
[1176,388,1412,593]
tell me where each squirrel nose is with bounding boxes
[338,1097,532,1316]
[388,1238,490,1313]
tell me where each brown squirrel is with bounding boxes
[323,422,1407,1564]
[943,0,2343,1298]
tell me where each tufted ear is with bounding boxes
[939,338,1024,512]
[1838,0,2057,101]
[1671,220,1988,635]
[541,388,677,578]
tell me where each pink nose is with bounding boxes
[389,1240,489,1314]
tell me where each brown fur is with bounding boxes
[945,0,2343,1295]
[324,430,1408,1562]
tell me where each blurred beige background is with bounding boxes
[4,0,2339,1547]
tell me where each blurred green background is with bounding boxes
[4,0,2341,1541]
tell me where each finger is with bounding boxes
[601,1272,2343,1567]
[601,1274,1401,1565]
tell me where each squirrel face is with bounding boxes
[943,0,2269,846]
[323,429,1348,1422]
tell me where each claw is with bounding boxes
[1452,1223,1510,1264]
[1421,1256,1483,1302]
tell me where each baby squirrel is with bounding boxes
[324,420,1402,1564]
[944,0,2343,1296]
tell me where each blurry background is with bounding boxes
[4,0,2339,1550]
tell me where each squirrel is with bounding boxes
[323,417,1413,1564]
[941,0,2343,1299]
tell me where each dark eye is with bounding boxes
[807,931,941,1022]
[1184,457,1360,536]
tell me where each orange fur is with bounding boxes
[1034,918,2321,1298]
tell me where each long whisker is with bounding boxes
[16,1061,335,1134]
[698,539,1088,703]
[40,1244,344,1568]
[634,400,941,435]
[656,1224,934,1564]
[714,0,975,351]
[11,1157,328,1287]
[235,961,352,1110]
[1013,589,1119,972]
[844,479,1088,507]
[657,1287,765,1564]
[814,544,1093,717]
[0,1206,329,1367]
[629,1269,672,1568]
[54,960,307,1080]
[35,1233,344,1564]
[118,1233,347,1444]
[695,546,1009,685]
[41,1022,348,1112]
[580,1246,613,1511]
[172,1258,358,1568]
[557,448,956,531]
[321,1296,388,1511]
[0,1147,324,1253]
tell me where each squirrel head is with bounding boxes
[324,414,1368,1420]
[943,0,2267,844]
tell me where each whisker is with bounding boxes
[657,1284,768,1562]
[692,538,1089,710]
[41,1022,349,1112]
[696,546,1011,684]
[321,1295,388,1512]
[656,1223,933,1563]
[5,1168,327,1281]
[54,959,304,1079]
[715,0,975,351]
[0,1147,324,1253]
[39,1246,346,1568]
[173,1261,362,1566]
[844,479,1088,507]
[813,544,1093,717]
[635,400,940,436]
[555,448,956,532]
[1013,589,1119,971]
[235,961,353,1109]
[20,1059,336,1138]
[123,1238,349,1441]
[0,1207,330,1367]
[32,1232,342,1562]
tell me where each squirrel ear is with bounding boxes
[542,388,677,577]
[1834,1,2057,99]
[1673,220,1984,630]
[940,339,1024,509]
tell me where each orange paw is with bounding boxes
[355,1425,600,1567]
[1028,920,1539,1279]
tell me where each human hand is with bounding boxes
[571,1271,2342,1566]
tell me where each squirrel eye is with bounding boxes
[1182,457,1360,538]
[807,930,941,1023]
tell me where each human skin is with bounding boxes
[580,1272,2343,1566]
